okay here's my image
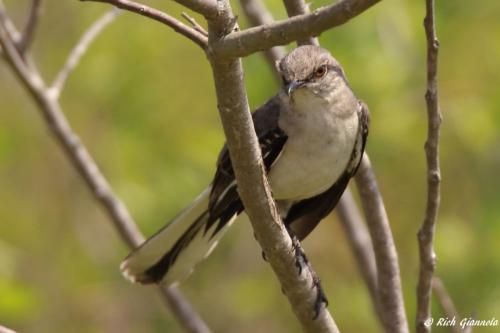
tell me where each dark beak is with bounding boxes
[286,80,305,96]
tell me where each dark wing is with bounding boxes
[204,96,288,236]
[285,100,369,240]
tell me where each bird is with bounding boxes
[120,45,369,296]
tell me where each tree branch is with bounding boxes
[416,0,442,332]
[80,0,208,50]
[159,286,211,333]
[0,0,20,56]
[212,0,381,58]
[355,154,409,333]
[336,189,383,323]
[210,58,339,333]
[238,0,286,82]
[206,1,339,332]
[17,0,43,54]
[181,12,208,37]
[282,0,319,46]
[0,8,210,333]
[50,8,120,99]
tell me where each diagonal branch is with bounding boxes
[416,0,442,332]
[80,0,208,50]
[336,189,383,324]
[355,155,409,333]
[282,0,319,46]
[181,12,208,37]
[0,9,210,333]
[18,0,43,54]
[213,0,382,58]
[210,58,339,333]
[50,8,120,99]
[0,0,20,55]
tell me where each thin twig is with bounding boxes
[282,0,319,46]
[432,277,463,333]
[0,0,21,56]
[181,12,208,37]
[207,1,339,332]
[18,0,43,54]
[355,154,409,333]
[80,0,208,50]
[213,0,382,58]
[238,0,286,83]
[416,0,442,332]
[336,189,383,324]
[0,10,210,333]
[159,286,211,333]
[50,8,120,99]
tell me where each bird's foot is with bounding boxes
[286,226,308,275]
[285,225,328,319]
[312,274,329,319]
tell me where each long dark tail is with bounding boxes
[120,187,236,285]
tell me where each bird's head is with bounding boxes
[276,45,350,104]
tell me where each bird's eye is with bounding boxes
[314,65,328,78]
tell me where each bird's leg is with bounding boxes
[311,268,329,319]
[285,226,329,318]
[287,226,307,274]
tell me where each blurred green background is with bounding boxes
[1,0,499,332]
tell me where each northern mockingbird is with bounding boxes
[121,45,369,298]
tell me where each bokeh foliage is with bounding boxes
[0,0,499,332]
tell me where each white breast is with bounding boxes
[267,93,359,201]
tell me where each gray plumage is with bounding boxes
[121,45,369,285]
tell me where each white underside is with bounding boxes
[268,92,359,201]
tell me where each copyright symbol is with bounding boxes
[424,318,434,327]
